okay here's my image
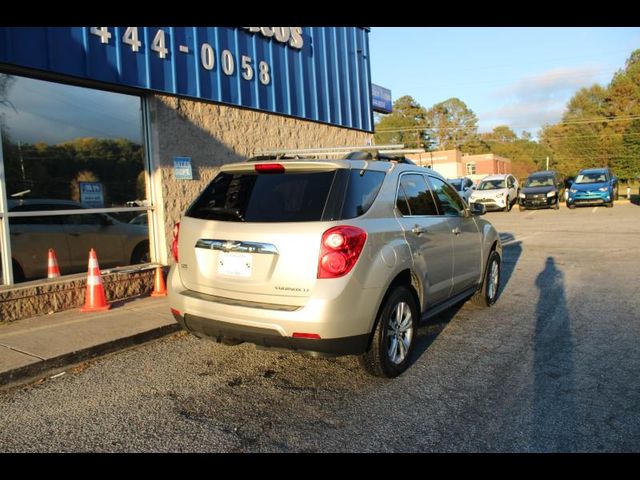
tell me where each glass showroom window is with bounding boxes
[0,73,150,284]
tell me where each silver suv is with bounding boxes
[168,153,502,377]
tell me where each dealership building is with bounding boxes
[406,149,512,183]
[0,27,374,320]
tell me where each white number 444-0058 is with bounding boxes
[90,27,271,84]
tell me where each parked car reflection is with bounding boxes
[7,199,150,282]
[129,213,148,225]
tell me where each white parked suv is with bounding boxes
[469,174,519,212]
[168,151,503,377]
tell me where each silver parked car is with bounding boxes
[168,153,502,378]
[7,199,150,282]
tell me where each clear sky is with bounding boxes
[369,27,640,138]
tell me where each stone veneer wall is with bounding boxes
[0,267,159,323]
[150,95,372,263]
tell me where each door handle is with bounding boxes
[411,225,426,235]
[452,227,461,236]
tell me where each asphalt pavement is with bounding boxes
[0,201,638,452]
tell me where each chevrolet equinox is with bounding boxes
[168,152,502,377]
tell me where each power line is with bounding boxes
[374,114,640,133]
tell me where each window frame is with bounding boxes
[466,162,476,175]
[0,72,154,286]
[394,172,440,218]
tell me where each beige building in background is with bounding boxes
[406,150,512,183]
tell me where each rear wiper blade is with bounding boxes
[200,206,245,221]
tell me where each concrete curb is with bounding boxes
[0,323,181,391]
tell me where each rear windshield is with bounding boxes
[187,171,335,222]
[186,168,385,223]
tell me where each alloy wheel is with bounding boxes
[386,301,414,364]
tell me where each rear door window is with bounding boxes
[187,171,336,222]
[396,174,439,216]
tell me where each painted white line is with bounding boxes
[526,210,535,217]
[592,207,598,213]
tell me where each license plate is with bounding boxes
[218,252,252,277]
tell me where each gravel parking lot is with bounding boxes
[0,202,638,452]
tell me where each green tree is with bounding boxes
[484,125,518,143]
[374,95,429,148]
[607,49,640,120]
[425,98,479,150]
[540,85,610,176]
[619,119,640,181]
[540,49,640,179]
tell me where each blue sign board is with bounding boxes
[173,157,193,180]
[0,27,373,132]
[371,84,392,114]
[79,182,104,208]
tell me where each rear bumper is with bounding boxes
[172,310,369,356]
[167,265,381,356]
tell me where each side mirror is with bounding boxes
[470,202,486,216]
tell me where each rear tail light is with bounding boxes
[317,226,367,279]
[171,222,180,262]
[255,163,285,174]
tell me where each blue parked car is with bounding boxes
[567,167,619,209]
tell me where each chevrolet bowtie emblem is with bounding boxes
[222,241,240,251]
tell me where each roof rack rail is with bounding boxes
[250,144,425,163]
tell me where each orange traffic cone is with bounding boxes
[150,266,167,297]
[47,248,61,278]
[80,249,111,312]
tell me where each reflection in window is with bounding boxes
[0,230,4,285]
[0,74,144,209]
[397,174,438,216]
[428,176,466,217]
[0,73,149,284]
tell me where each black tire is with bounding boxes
[359,285,418,378]
[130,241,150,264]
[606,201,614,208]
[470,250,501,308]
[567,202,575,210]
